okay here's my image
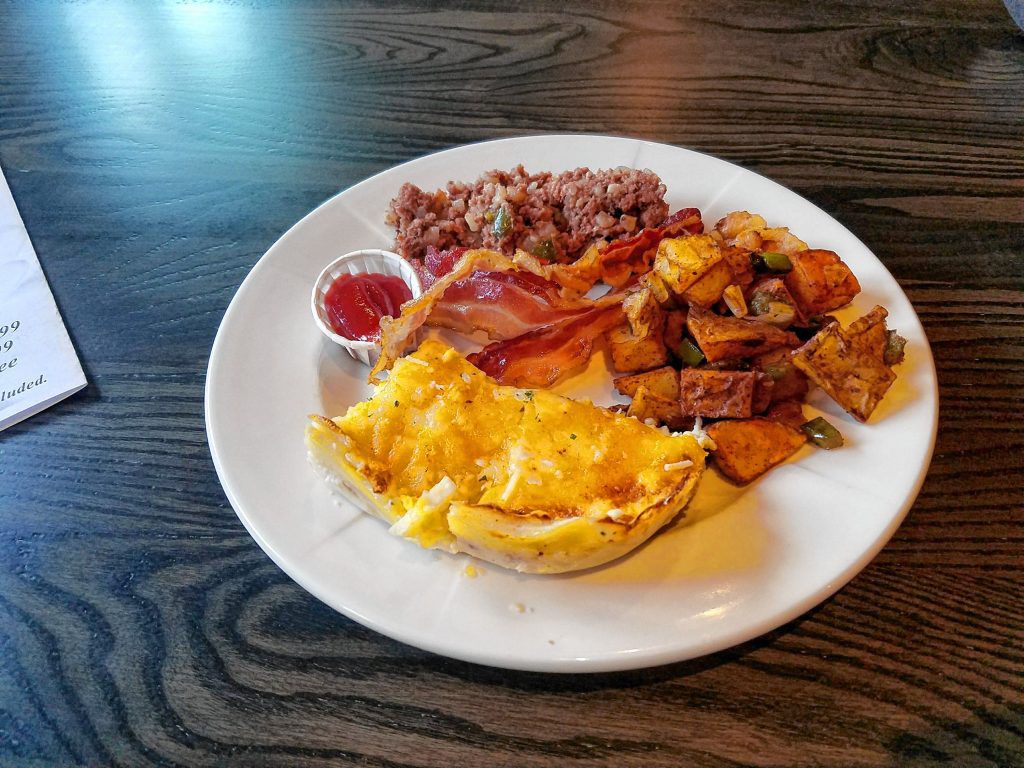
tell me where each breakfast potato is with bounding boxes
[681,259,733,308]
[751,371,774,414]
[614,366,679,401]
[678,369,756,418]
[733,227,809,256]
[764,399,807,431]
[791,306,898,422]
[785,249,861,316]
[609,321,669,373]
[715,211,767,240]
[716,210,808,255]
[641,272,673,307]
[623,286,662,337]
[751,348,809,403]
[721,246,756,290]
[707,418,807,484]
[686,306,800,363]
[646,235,726,305]
[663,310,687,353]
[627,385,690,430]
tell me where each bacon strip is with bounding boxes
[427,270,611,341]
[371,249,518,381]
[467,304,624,388]
[417,246,469,289]
[599,207,703,284]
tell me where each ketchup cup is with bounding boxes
[311,249,422,367]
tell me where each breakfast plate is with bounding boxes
[205,135,938,673]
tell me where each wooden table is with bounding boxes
[2,1,1022,765]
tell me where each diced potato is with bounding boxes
[686,306,800,363]
[734,227,808,256]
[614,367,680,401]
[791,306,897,422]
[642,271,673,307]
[715,212,807,257]
[722,284,748,317]
[681,259,733,308]
[752,372,773,414]
[646,235,725,303]
[678,369,756,418]
[764,399,806,431]
[721,246,756,289]
[609,322,669,374]
[663,310,687,353]
[627,386,691,431]
[623,286,662,338]
[715,211,767,240]
[760,228,808,255]
[706,418,807,484]
[849,306,889,355]
[784,249,861,316]
[751,347,809,402]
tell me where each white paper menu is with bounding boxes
[0,167,86,432]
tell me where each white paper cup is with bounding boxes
[311,249,422,368]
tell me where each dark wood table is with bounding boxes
[2,1,1022,765]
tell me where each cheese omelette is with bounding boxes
[306,339,705,573]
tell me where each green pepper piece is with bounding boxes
[884,330,907,366]
[677,339,705,368]
[748,289,771,316]
[749,289,795,327]
[532,238,556,261]
[763,361,792,381]
[761,251,793,272]
[491,206,512,239]
[800,417,844,449]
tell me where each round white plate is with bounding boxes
[205,135,938,673]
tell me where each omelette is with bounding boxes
[306,339,706,574]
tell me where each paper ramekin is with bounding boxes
[311,249,423,368]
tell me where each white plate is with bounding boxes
[205,135,937,673]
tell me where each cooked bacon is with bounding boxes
[598,207,703,277]
[513,246,601,298]
[409,246,470,290]
[514,208,703,296]
[427,270,607,341]
[409,258,433,292]
[371,249,518,381]
[468,304,624,387]
[425,245,467,276]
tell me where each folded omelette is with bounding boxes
[306,339,705,574]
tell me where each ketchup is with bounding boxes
[323,273,412,342]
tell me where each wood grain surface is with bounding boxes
[1,0,1022,765]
